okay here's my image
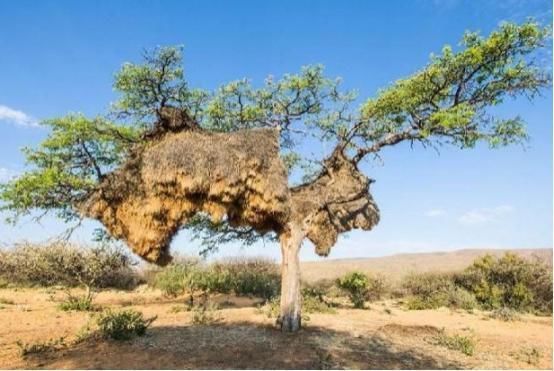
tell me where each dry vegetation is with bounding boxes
[0,243,551,369]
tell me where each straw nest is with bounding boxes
[79,108,380,263]
[80,127,290,265]
[290,150,380,256]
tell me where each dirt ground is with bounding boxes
[0,287,551,370]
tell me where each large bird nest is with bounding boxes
[79,107,380,264]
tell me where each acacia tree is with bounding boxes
[1,22,550,331]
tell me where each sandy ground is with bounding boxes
[0,287,551,370]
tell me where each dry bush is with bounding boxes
[190,302,221,325]
[401,271,477,310]
[0,242,140,289]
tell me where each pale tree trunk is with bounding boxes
[278,223,304,332]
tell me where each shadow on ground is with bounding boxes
[22,322,462,369]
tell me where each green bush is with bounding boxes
[336,272,371,308]
[150,257,280,300]
[301,287,337,314]
[205,258,280,299]
[152,259,200,297]
[96,309,156,340]
[0,242,139,289]
[456,253,552,313]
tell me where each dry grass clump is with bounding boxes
[16,337,67,357]
[81,128,290,265]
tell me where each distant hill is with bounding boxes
[300,248,552,283]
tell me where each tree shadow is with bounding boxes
[23,322,463,369]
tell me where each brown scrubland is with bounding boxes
[0,244,551,369]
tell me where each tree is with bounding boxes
[1,22,550,331]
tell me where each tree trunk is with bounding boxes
[278,223,304,332]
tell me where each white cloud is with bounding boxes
[458,205,514,225]
[0,167,19,183]
[0,105,38,127]
[425,209,446,217]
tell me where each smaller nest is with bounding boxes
[80,127,290,265]
[290,151,380,256]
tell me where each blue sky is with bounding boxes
[0,0,552,261]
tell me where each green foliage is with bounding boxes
[0,22,549,253]
[96,309,156,340]
[204,258,280,300]
[0,115,139,223]
[356,21,550,159]
[0,242,138,289]
[434,329,475,356]
[150,257,280,300]
[401,253,551,313]
[151,258,200,297]
[112,46,208,125]
[336,272,371,308]
[301,287,337,314]
[456,253,552,313]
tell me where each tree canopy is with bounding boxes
[0,21,550,251]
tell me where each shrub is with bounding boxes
[152,260,200,297]
[150,257,280,300]
[447,287,478,310]
[205,258,280,300]
[190,302,221,325]
[0,242,139,289]
[402,271,454,298]
[365,274,388,302]
[456,253,552,313]
[488,307,520,321]
[434,328,475,356]
[96,309,156,340]
[301,287,337,314]
[336,272,371,308]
